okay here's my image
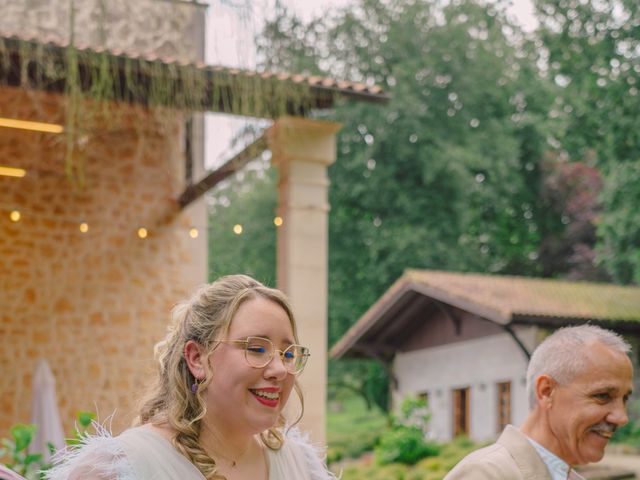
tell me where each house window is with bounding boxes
[452,387,470,437]
[418,391,429,406]
[497,381,511,433]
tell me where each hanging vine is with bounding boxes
[0,0,317,185]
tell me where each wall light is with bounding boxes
[0,117,64,134]
[0,166,26,178]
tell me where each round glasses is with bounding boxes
[218,336,310,375]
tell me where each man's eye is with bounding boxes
[594,393,611,401]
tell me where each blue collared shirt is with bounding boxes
[526,437,585,480]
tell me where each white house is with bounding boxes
[331,269,640,442]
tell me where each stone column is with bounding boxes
[266,116,342,444]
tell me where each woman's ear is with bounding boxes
[184,340,207,380]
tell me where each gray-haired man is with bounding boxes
[445,324,633,480]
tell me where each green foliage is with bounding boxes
[257,0,557,411]
[66,410,97,446]
[375,395,439,465]
[1,411,97,479]
[0,424,46,479]
[338,436,480,480]
[596,162,640,284]
[207,163,278,285]
[327,394,387,463]
[375,427,440,465]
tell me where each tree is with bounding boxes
[207,161,278,285]
[257,0,555,410]
[534,0,640,284]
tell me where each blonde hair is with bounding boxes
[135,274,304,479]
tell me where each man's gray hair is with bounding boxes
[526,324,631,409]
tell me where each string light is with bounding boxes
[0,117,64,133]
[273,216,283,227]
[0,166,26,178]
[233,224,243,235]
[2,204,215,239]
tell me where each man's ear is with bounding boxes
[536,374,557,409]
[184,340,207,380]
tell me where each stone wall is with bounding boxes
[0,0,206,61]
[0,86,207,435]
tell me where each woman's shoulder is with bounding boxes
[44,424,138,480]
[272,428,339,480]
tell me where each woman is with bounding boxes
[46,274,336,479]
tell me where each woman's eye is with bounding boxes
[247,346,267,354]
[283,350,295,359]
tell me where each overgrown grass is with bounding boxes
[327,394,388,463]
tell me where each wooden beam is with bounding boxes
[434,300,463,336]
[178,135,267,209]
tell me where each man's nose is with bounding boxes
[608,400,629,427]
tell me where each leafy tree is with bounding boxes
[534,0,640,283]
[257,0,556,410]
[539,156,608,280]
[207,161,278,285]
[596,162,640,284]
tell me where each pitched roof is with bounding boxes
[0,33,389,116]
[331,269,640,359]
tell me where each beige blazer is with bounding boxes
[444,425,552,480]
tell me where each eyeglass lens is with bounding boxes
[244,336,308,373]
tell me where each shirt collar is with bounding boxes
[525,437,585,480]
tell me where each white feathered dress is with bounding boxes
[44,424,338,480]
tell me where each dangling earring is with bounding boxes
[191,378,202,394]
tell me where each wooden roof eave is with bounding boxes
[329,277,419,360]
[330,271,514,361]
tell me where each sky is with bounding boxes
[203,0,538,168]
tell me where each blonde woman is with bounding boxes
[46,275,336,480]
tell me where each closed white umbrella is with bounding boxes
[29,358,65,462]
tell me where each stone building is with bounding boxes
[0,0,387,442]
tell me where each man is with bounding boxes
[445,324,633,480]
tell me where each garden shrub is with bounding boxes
[375,426,440,465]
[374,395,440,465]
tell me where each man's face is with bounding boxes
[547,341,633,465]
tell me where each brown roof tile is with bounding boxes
[0,31,389,115]
[331,269,640,359]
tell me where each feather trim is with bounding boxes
[43,422,136,480]
[285,427,341,480]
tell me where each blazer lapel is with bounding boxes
[497,425,553,480]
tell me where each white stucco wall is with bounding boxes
[394,331,532,442]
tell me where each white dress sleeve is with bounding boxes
[44,425,137,480]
